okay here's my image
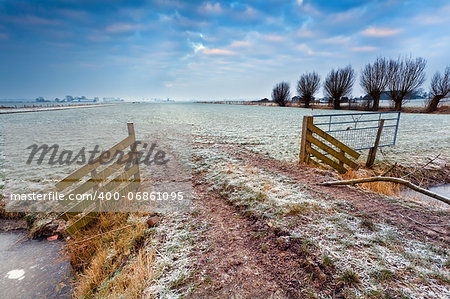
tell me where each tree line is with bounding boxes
[271,56,450,112]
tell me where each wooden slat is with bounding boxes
[98,181,140,211]
[57,152,133,211]
[308,157,323,168]
[92,152,132,181]
[61,164,140,215]
[65,212,98,235]
[299,116,312,162]
[56,134,135,191]
[307,135,359,169]
[127,123,141,183]
[100,164,140,193]
[307,144,347,174]
[307,123,360,159]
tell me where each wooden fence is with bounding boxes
[299,116,360,174]
[57,123,141,234]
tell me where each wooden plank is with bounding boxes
[307,144,347,174]
[62,164,140,215]
[57,153,133,211]
[308,157,323,168]
[100,164,140,193]
[65,212,98,235]
[366,119,385,168]
[304,117,313,164]
[307,123,360,159]
[299,116,311,162]
[307,135,359,169]
[56,134,135,191]
[127,123,141,183]
[91,152,132,181]
[98,181,140,211]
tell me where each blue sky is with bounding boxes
[0,0,449,100]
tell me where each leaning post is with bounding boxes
[366,119,385,168]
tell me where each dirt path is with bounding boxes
[227,145,449,244]
[186,144,448,298]
[188,174,335,298]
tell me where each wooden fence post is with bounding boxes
[127,122,141,188]
[366,119,385,168]
[299,116,313,163]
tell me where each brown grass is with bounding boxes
[65,212,154,298]
[341,169,401,196]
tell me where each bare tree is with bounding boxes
[426,67,450,112]
[297,72,320,108]
[387,57,426,111]
[360,57,389,111]
[271,82,291,106]
[324,65,355,109]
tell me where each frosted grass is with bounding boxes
[195,145,449,298]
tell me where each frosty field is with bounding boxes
[0,102,448,203]
[1,103,449,298]
[1,102,449,165]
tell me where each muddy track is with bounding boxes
[225,145,450,244]
[188,174,337,298]
[186,144,448,298]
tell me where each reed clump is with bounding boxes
[65,212,154,298]
[341,168,401,196]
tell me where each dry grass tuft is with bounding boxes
[341,169,401,196]
[65,212,154,298]
[340,269,361,286]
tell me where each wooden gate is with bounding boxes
[57,123,141,234]
[299,116,360,174]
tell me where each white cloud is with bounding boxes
[297,43,332,56]
[296,28,315,38]
[262,34,284,42]
[413,15,446,25]
[230,40,250,48]
[190,42,236,56]
[191,42,205,53]
[203,48,236,55]
[320,35,351,45]
[330,7,367,24]
[105,23,144,33]
[199,2,223,14]
[361,27,401,37]
[351,46,377,52]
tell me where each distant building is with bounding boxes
[291,96,301,103]
[103,97,124,103]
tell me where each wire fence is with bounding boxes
[313,112,401,151]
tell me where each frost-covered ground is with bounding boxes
[0,103,448,195]
[1,103,448,297]
[194,144,449,298]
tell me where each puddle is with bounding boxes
[0,232,72,298]
[429,184,450,198]
[403,184,450,209]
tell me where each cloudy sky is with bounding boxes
[0,0,449,100]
